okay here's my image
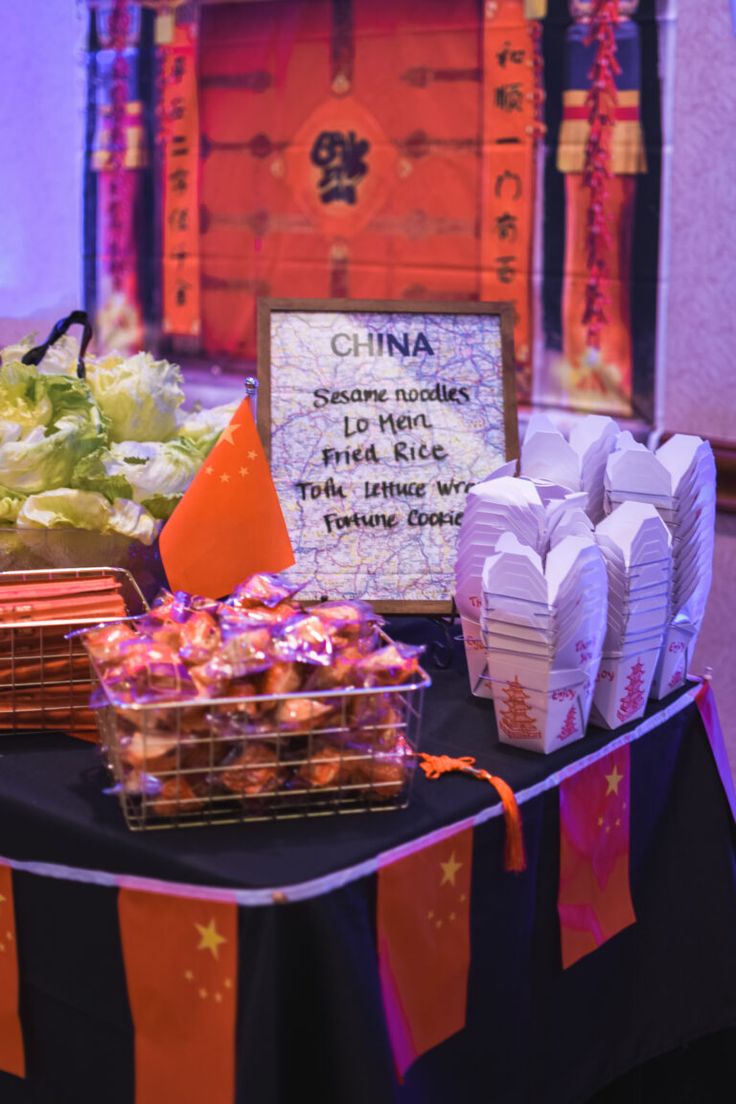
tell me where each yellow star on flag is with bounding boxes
[220,472,231,484]
[239,466,249,477]
[219,423,240,446]
[247,450,257,459]
[440,851,463,886]
[195,918,227,959]
[605,765,624,796]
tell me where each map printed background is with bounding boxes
[267,309,510,604]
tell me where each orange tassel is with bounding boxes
[417,753,526,873]
[476,771,527,873]
[419,753,476,780]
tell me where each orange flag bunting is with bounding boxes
[0,864,25,1079]
[377,828,473,1078]
[558,744,636,969]
[159,397,294,598]
[118,889,238,1104]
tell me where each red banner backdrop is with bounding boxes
[197,0,532,378]
[161,19,202,341]
[85,0,666,417]
[480,0,543,397]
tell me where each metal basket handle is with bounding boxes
[21,309,93,380]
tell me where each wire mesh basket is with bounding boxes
[89,631,430,829]
[0,528,164,603]
[0,567,148,739]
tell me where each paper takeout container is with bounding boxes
[590,645,661,729]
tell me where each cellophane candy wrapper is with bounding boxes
[80,573,429,826]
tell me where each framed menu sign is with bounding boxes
[257,299,519,613]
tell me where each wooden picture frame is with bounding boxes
[257,298,519,614]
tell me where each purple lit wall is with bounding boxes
[663,0,736,441]
[0,1,85,339]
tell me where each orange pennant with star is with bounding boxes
[558,744,636,969]
[0,864,25,1078]
[377,828,473,1078]
[118,889,238,1104]
[159,396,294,598]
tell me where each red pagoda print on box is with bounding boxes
[616,658,646,723]
[499,676,541,741]
[668,664,685,691]
[558,705,579,742]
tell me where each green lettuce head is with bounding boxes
[0,410,106,496]
[86,351,185,442]
[0,364,107,493]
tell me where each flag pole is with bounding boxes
[244,375,258,420]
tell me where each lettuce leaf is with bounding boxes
[109,438,202,499]
[16,489,112,531]
[0,484,25,523]
[108,498,160,545]
[176,399,239,456]
[140,493,181,520]
[71,449,134,502]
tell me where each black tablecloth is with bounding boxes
[0,624,734,1104]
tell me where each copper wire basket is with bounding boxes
[0,567,148,738]
[88,631,431,830]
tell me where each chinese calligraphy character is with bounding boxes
[310,130,370,205]
[171,134,189,158]
[494,170,522,200]
[172,56,186,83]
[496,41,525,68]
[495,83,524,113]
[495,256,516,284]
[168,167,189,193]
[169,96,185,123]
[168,208,189,232]
[175,280,192,306]
[495,212,518,242]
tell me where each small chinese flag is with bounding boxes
[159,397,294,598]
[0,864,25,1078]
[118,889,238,1104]
[377,828,473,1078]
[558,745,636,969]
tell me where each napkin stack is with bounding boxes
[455,470,589,698]
[591,501,672,728]
[481,532,608,753]
[0,574,129,737]
[604,434,715,698]
[521,413,619,523]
